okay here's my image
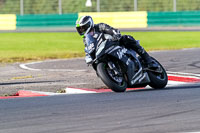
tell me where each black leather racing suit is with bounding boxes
[83,23,151,65]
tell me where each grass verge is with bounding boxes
[0,31,200,63]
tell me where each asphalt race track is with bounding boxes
[1,84,200,133]
[1,48,200,95]
[0,48,200,133]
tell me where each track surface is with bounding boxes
[1,84,200,133]
[0,48,200,133]
[0,48,200,95]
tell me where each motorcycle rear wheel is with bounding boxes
[147,57,168,89]
[97,62,127,92]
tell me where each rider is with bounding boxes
[75,15,157,69]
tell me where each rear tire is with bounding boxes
[148,58,168,89]
[97,62,127,92]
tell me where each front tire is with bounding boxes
[97,62,127,92]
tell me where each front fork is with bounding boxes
[107,62,120,76]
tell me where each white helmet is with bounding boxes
[76,16,94,38]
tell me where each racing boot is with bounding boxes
[139,51,159,69]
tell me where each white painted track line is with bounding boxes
[19,60,87,72]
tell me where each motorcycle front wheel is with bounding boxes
[97,62,127,92]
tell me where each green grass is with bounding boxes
[126,31,200,51]
[0,32,84,63]
[0,31,200,63]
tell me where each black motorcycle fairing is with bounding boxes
[85,32,150,87]
[105,46,139,86]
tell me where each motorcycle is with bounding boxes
[85,32,168,92]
